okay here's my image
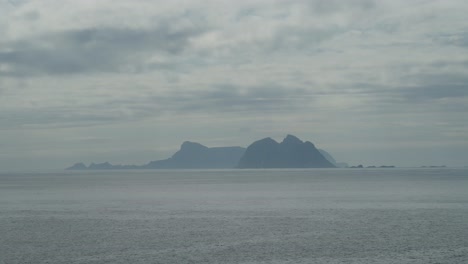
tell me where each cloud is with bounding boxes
[0,21,206,76]
[431,31,468,47]
[177,84,309,113]
[1,0,468,169]
[0,82,310,129]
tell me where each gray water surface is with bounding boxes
[1,169,467,263]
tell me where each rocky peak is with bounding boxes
[180,141,208,151]
[281,134,303,145]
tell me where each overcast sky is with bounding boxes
[1,0,467,170]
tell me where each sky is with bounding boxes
[1,0,467,170]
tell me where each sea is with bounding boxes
[1,168,467,264]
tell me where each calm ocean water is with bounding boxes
[1,168,467,264]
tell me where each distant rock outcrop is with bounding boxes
[142,141,246,169]
[67,142,246,170]
[237,135,336,168]
[66,135,346,170]
[66,162,138,170]
[88,162,114,170]
[66,163,87,170]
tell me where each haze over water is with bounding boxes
[1,169,467,263]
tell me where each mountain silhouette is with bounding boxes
[142,141,245,169]
[237,135,336,168]
[66,135,342,170]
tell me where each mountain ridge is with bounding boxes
[66,134,342,170]
[237,134,336,168]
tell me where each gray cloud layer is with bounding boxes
[1,0,467,169]
[0,22,204,76]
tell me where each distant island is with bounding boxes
[348,165,396,168]
[67,134,345,170]
[238,135,336,168]
[67,142,245,170]
[143,142,245,169]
